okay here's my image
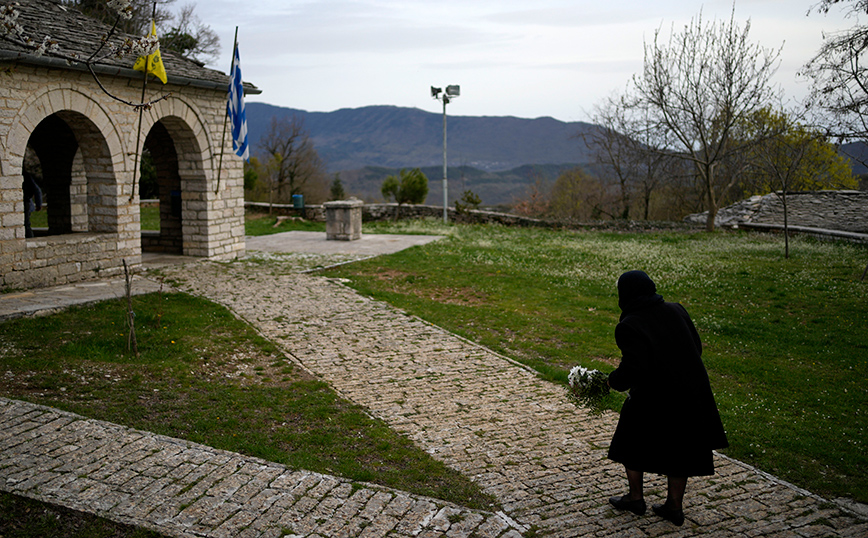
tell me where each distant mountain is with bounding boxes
[245,102,598,173]
[841,142,868,176]
[245,102,600,206]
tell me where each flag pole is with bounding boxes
[129,74,148,203]
[129,2,157,203]
[215,26,238,195]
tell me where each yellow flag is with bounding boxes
[133,21,168,84]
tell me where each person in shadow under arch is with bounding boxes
[23,171,42,238]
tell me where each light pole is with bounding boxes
[431,85,459,223]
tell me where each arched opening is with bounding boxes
[24,111,118,237]
[138,113,210,257]
[140,120,183,253]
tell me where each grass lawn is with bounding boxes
[0,491,165,538]
[0,291,496,536]
[29,205,161,231]
[245,210,326,235]
[324,221,868,505]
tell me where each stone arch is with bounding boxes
[5,87,125,180]
[138,97,216,256]
[141,121,183,252]
[142,96,216,184]
[23,109,119,236]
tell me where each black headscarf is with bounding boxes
[617,270,664,319]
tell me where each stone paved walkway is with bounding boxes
[0,275,164,321]
[0,397,521,538]
[2,254,867,537]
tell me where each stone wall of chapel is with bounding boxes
[0,64,245,290]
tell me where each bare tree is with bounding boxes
[63,1,219,64]
[585,95,675,220]
[258,116,329,206]
[806,1,868,278]
[584,96,636,220]
[161,3,219,64]
[629,9,782,231]
[61,0,175,35]
[804,1,868,147]
[511,174,551,218]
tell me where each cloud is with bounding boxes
[189,0,859,121]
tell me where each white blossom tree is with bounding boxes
[1,0,168,108]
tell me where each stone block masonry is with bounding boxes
[0,63,246,291]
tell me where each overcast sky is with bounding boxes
[188,1,854,122]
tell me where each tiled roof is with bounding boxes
[1,0,259,93]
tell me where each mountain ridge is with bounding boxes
[245,102,598,173]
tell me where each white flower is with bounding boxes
[110,34,159,59]
[33,35,58,57]
[568,365,589,387]
[1,3,24,38]
[567,365,609,413]
[107,0,133,20]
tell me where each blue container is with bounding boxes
[292,194,304,209]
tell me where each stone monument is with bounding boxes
[324,199,363,241]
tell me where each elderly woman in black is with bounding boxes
[607,270,728,526]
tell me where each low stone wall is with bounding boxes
[141,231,183,253]
[738,223,868,245]
[8,233,137,289]
[246,202,325,221]
[246,202,555,228]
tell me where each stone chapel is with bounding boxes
[0,0,257,290]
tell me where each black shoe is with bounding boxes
[652,503,685,526]
[609,495,646,515]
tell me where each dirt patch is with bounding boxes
[195,351,316,388]
[374,269,412,281]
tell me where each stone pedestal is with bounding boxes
[324,199,363,241]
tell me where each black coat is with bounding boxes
[608,300,728,476]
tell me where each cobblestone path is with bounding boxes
[2,256,866,537]
[0,397,521,538]
[155,261,866,537]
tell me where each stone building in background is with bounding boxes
[0,0,258,290]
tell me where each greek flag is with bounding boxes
[228,43,249,160]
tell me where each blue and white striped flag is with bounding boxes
[227,43,249,161]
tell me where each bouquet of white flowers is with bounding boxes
[567,365,610,413]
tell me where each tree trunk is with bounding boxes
[704,163,718,232]
[705,205,717,232]
[782,191,790,259]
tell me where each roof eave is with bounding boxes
[0,50,262,95]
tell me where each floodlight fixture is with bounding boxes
[431,84,461,222]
